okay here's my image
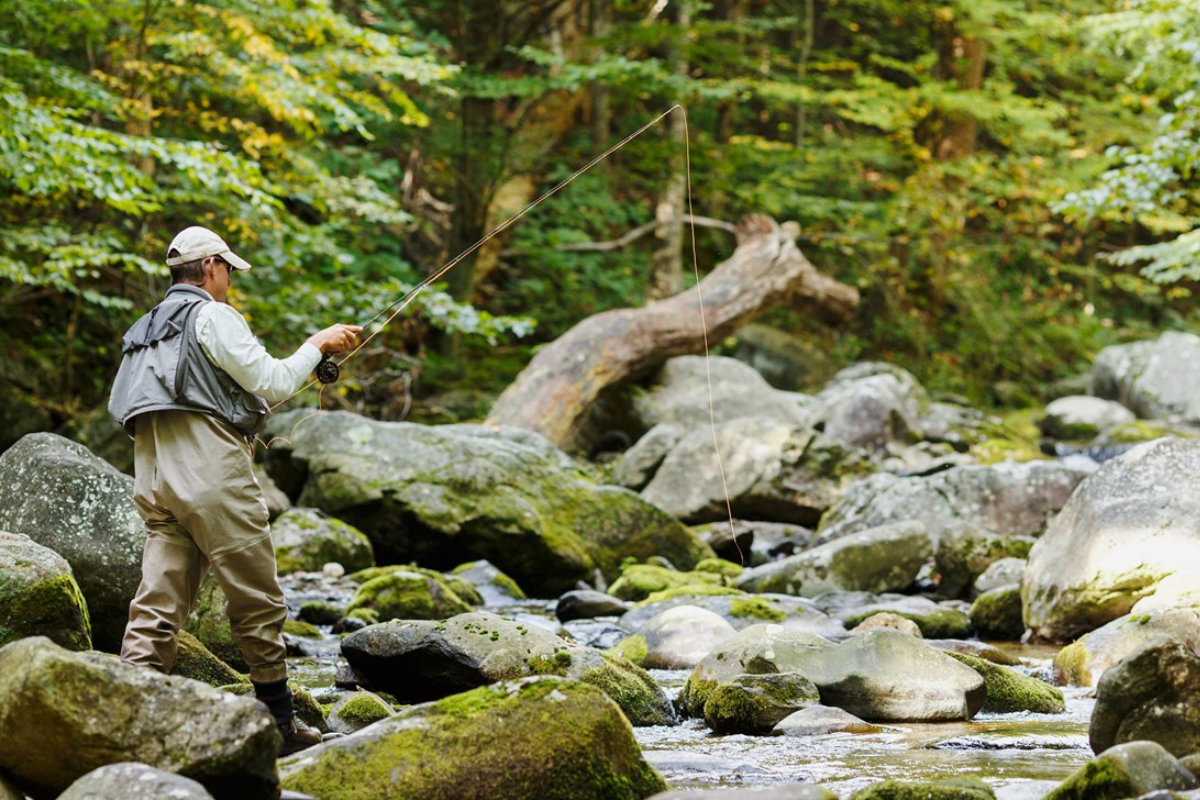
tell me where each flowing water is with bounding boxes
[280,580,1092,799]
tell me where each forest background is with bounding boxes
[2,0,1198,457]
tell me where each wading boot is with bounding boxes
[253,677,323,757]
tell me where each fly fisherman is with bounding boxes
[109,226,363,755]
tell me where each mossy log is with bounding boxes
[486,215,859,451]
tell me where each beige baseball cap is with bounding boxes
[165,226,252,271]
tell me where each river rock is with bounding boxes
[58,763,216,800]
[170,630,247,687]
[326,690,394,735]
[1023,437,1200,641]
[827,594,973,639]
[612,424,684,490]
[736,521,932,597]
[271,508,374,574]
[279,677,668,800]
[703,672,820,734]
[556,589,630,622]
[641,417,873,526]
[608,563,731,602]
[774,704,889,736]
[619,593,847,639]
[634,605,738,669]
[816,460,1086,548]
[649,784,837,800]
[631,355,815,430]
[0,637,277,800]
[944,652,1064,714]
[340,611,676,725]
[1045,741,1198,800]
[184,573,246,672]
[1092,331,1200,422]
[450,559,526,604]
[850,612,922,637]
[1053,607,1200,687]
[934,523,1033,599]
[924,639,1022,666]
[1089,635,1200,756]
[973,557,1026,597]
[262,410,713,596]
[677,624,835,718]
[969,586,1025,641]
[0,433,144,652]
[808,362,926,451]
[0,531,92,651]
[1038,396,1136,441]
[802,629,986,722]
[343,568,476,621]
[852,777,995,800]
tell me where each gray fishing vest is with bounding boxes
[109,284,269,437]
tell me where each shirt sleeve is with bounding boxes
[195,303,323,404]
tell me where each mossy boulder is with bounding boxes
[344,569,475,622]
[283,618,323,639]
[170,630,248,688]
[677,624,834,718]
[0,637,278,800]
[1052,607,1200,687]
[1023,437,1200,642]
[969,585,1025,641]
[850,612,922,638]
[944,651,1064,714]
[0,433,146,652]
[350,564,484,607]
[184,573,245,673]
[0,531,92,651]
[328,690,395,734]
[280,677,668,800]
[703,672,820,735]
[935,523,1033,599]
[1090,635,1200,757]
[340,611,676,726]
[737,521,932,597]
[262,410,713,596]
[608,564,729,602]
[299,600,344,626]
[1044,740,1197,800]
[850,776,995,800]
[1037,396,1135,442]
[271,507,374,574]
[838,596,972,639]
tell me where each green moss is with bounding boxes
[946,652,1065,714]
[1043,756,1132,800]
[170,630,250,687]
[0,573,92,651]
[694,558,744,579]
[728,596,787,623]
[702,673,820,735]
[298,600,344,626]
[971,437,1048,465]
[851,776,995,800]
[579,653,676,726]
[336,692,394,729]
[280,679,668,800]
[637,584,745,606]
[969,587,1025,641]
[608,564,726,602]
[676,676,719,719]
[1052,641,1092,687]
[843,607,971,639]
[609,635,648,666]
[283,618,324,639]
[345,571,473,622]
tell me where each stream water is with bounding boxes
[280,580,1092,799]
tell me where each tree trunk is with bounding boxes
[486,215,859,451]
[646,2,690,301]
[933,15,987,161]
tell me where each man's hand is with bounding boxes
[307,323,364,355]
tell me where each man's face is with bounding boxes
[204,256,233,302]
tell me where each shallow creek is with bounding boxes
[280,581,1091,800]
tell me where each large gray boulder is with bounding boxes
[631,355,814,430]
[1092,331,1200,422]
[0,531,92,651]
[262,411,712,596]
[641,418,872,526]
[633,605,738,669]
[340,611,676,726]
[280,677,668,800]
[1023,437,1200,641]
[809,363,926,451]
[816,460,1089,548]
[737,521,932,597]
[1038,395,1135,441]
[1045,741,1197,800]
[1090,635,1200,757]
[0,433,144,652]
[0,637,277,800]
[702,672,820,734]
[935,523,1033,599]
[58,763,216,800]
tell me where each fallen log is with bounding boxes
[485,215,859,451]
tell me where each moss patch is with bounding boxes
[851,776,995,800]
[843,607,971,639]
[0,573,92,652]
[946,652,1064,714]
[170,630,249,687]
[608,635,648,666]
[334,692,394,731]
[283,619,323,639]
[728,596,787,623]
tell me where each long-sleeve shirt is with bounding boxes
[195,303,322,404]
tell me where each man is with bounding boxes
[109,225,362,755]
